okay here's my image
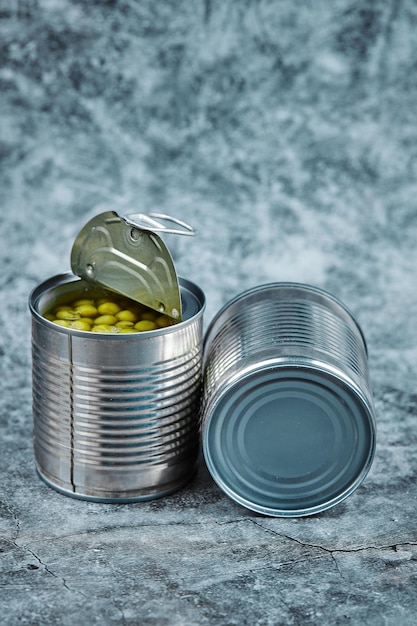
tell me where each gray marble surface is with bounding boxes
[1,1,417,624]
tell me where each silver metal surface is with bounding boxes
[70,211,187,320]
[30,272,205,502]
[124,213,196,236]
[201,283,376,517]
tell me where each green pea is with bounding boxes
[156,315,172,328]
[98,302,122,315]
[115,321,134,328]
[52,319,71,328]
[56,310,80,320]
[94,315,118,325]
[75,304,98,318]
[134,320,158,332]
[73,299,94,307]
[91,324,114,333]
[71,320,93,331]
[115,310,138,322]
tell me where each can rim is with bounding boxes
[29,272,206,338]
[202,360,376,517]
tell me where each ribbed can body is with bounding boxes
[30,273,205,501]
[201,283,376,517]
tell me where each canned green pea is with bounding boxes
[30,272,205,502]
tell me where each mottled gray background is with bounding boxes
[1,1,417,624]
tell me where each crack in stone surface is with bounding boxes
[6,537,139,621]
[329,551,347,582]
[11,514,417,555]
[24,546,77,593]
[10,540,89,599]
[8,515,417,558]
[251,520,417,555]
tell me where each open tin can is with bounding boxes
[201,283,376,517]
[29,212,205,501]
[30,213,376,514]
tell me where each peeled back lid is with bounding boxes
[70,211,195,321]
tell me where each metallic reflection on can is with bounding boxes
[201,283,376,517]
[30,272,205,502]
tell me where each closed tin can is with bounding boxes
[201,283,376,517]
[30,272,205,502]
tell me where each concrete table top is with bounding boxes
[1,1,416,624]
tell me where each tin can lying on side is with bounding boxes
[30,272,205,502]
[201,283,376,517]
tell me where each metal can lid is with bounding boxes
[70,211,195,321]
[202,363,376,517]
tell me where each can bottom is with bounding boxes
[203,365,375,517]
[35,463,198,503]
